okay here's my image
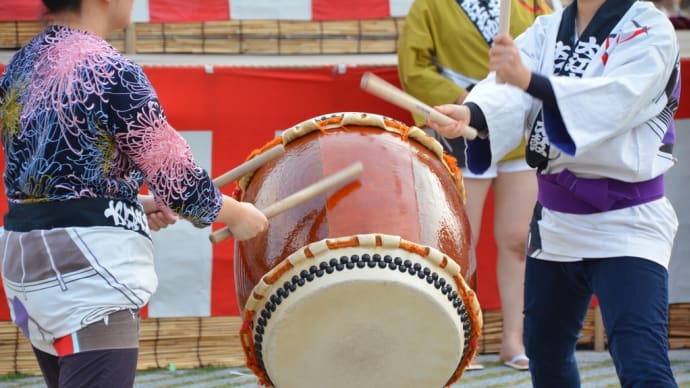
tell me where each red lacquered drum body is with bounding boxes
[233,113,481,388]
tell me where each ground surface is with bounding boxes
[1,349,689,387]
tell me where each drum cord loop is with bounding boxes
[447,274,482,385]
[240,309,273,387]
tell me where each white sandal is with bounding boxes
[503,354,529,371]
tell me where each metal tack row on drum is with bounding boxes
[225,112,482,388]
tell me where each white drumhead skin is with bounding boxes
[263,268,463,388]
[244,234,479,388]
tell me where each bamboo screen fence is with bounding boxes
[1,19,405,55]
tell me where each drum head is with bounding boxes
[243,234,480,388]
[264,271,463,388]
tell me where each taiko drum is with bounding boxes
[232,112,481,388]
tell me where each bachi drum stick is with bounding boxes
[496,0,512,83]
[213,144,285,189]
[360,72,478,140]
[209,161,364,244]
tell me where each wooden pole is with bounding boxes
[125,23,137,55]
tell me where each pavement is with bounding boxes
[1,349,689,387]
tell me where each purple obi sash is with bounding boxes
[537,169,664,214]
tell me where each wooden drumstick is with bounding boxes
[498,0,511,38]
[360,72,478,140]
[209,161,364,244]
[213,144,285,189]
[496,0,512,84]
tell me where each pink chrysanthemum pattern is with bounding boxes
[0,25,221,227]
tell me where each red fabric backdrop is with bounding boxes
[149,1,230,23]
[0,1,45,22]
[0,0,402,22]
[1,60,689,320]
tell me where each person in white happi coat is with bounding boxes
[427,0,681,386]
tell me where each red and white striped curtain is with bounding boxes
[0,0,414,22]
